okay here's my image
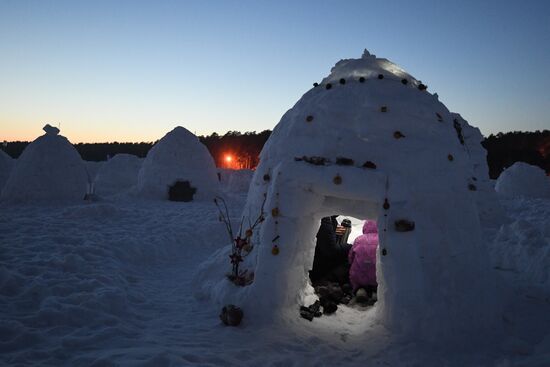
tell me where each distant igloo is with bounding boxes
[137,126,219,200]
[1,125,88,203]
[0,149,15,194]
[495,162,550,198]
[197,50,500,340]
[94,154,142,196]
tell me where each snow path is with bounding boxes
[1,195,549,366]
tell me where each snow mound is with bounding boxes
[137,127,219,200]
[94,154,142,196]
[0,150,15,194]
[489,197,550,289]
[495,162,550,199]
[198,49,501,341]
[0,126,88,203]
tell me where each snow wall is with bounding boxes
[137,126,219,200]
[196,50,502,341]
[495,162,550,199]
[1,126,88,203]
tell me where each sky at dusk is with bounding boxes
[1,0,549,143]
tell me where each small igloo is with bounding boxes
[94,154,142,196]
[198,50,500,340]
[1,125,88,203]
[0,149,15,194]
[495,162,550,198]
[137,126,219,200]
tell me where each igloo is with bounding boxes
[1,125,88,203]
[137,126,219,200]
[0,149,15,194]
[495,162,550,198]
[94,154,142,196]
[198,50,501,340]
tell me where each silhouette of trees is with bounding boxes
[2,130,549,177]
[482,130,550,178]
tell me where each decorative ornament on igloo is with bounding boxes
[197,50,501,340]
[1,124,88,203]
[137,126,219,201]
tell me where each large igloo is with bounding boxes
[0,149,15,194]
[198,50,501,340]
[137,126,219,200]
[495,162,550,198]
[94,154,142,196]
[1,125,88,203]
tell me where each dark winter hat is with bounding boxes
[341,219,352,228]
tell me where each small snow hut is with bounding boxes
[137,126,219,200]
[198,50,501,340]
[1,125,88,203]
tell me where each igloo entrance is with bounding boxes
[302,213,380,321]
[246,163,389,320]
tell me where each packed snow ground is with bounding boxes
[1,192,549,366]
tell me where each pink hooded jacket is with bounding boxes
[348,220,378,291]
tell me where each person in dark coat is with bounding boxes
[310,216,352,285]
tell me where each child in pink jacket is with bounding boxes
[348,220,378,295]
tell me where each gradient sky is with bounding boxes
[1,0,549,143]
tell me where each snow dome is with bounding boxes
[1,125,88,203]
[0,149,15,194]
[198,50,500,340]
[495,162,550,198]
[94,154,142,196]
[137,126,219,200]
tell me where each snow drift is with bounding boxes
[197,50,501,341]
[495,162,550,199]
[1,125,88,203]
[137,126,219,200]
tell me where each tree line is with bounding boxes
[3,130,549,179]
